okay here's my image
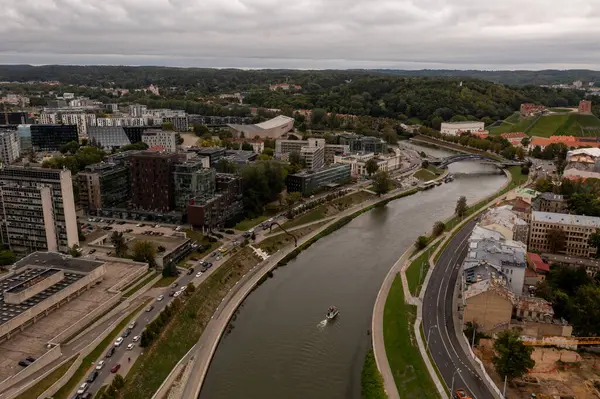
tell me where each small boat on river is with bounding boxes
[326,306,339,320]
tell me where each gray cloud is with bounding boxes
[1,0,599,69]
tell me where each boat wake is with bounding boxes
[317,319,328,328]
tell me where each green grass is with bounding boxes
[14,356,78,399]
[414,166,442,182]
[152,275,177,288]
[53,301,149,399]
[361,349,388,399]
[550,108,573,113]
[121,270,153,292]
[121,248,261,398]
[383,276,440,399]
[522,113,600,137]
[282,207,329,229]
[405,243,439,296]
[488,116,535,135]
[504,112,521,123]
[235,215,270,231]
[123,272,157,297]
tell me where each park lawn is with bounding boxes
[152,275,177,288]
[405,243,440,296]
[527,114,570,137]
[504,112,521,123]
[383,276,440,399]
[123,272,157,297]
[282,207,329,229]
[53,301,149,399]
[121,248,262,399]
[414,168,437,182]
[235,215,270,231]
[361,349,388,399]
[14,356,77,399]
[489,116,534,135]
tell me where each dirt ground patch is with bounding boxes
[477,339,600,399]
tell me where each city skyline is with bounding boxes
[2,0,600,69]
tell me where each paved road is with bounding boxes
[422,219,494,399]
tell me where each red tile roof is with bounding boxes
[501,132,527,139]
[528,253,550,273]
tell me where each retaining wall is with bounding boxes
[0,344,62,396]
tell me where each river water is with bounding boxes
[200,143,507,399]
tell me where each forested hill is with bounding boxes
[1,65,599,88]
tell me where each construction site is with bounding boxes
[477,339,600,398]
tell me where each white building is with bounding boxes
[96,117,146,127]
[228,115,294,139]
[300,143,325,170]
[142,130,178,152]
[440,121,485,136]
[0,130,21,165]
[333,148,403,177]
[39,112,97,139]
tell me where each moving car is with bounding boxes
[132,335,140,342]
[105,347,115,358]
[146,305,154,312]
[171,282,178,288]
[95,360,105,370]
[86,371,99,383]
[111,363,121,373]
[114,337,124,347]
[156,294,164,301]
[121,329,130,338]
[127,343,135,350]
[187,268,194,275]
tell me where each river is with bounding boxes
[199,143,507,399]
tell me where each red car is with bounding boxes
[111,363,121,373]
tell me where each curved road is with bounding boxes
[422,219,494,399]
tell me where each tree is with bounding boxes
[415,235,429,249]
[286,192,302,209]
[365,158,379,176]
[162,122,174,131]
[572,284,600,336]
[521,137,531,147]
[547,228,566,253]
[157,245,166,253]
[515,147,526,161]
[132,241,157,268]
[382,127,398,144]
[186,282,196,295]
[521,166,530,175]
[289,151,302,167]
[455,196,468,218]
[0,250,16,266]
[534,177,554,193]
[112,374,125,390]
[492,330,535,381]
[110,231,127,257]
[59,140,79,154]
[194,124,210,137]
[69,245,81,257]
[241,142,254,151]
[372,171,392,196]
[590,229,600,258]
[432,221,445,237]
[421,160,430,169]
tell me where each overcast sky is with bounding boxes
[2,0,600,69]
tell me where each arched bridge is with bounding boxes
[431,154,523,168]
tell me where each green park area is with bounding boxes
[414,166,443,182]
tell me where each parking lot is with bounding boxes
[0,259,145,383]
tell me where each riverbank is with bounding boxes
[167,183,431,399]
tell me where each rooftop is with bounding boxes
[532,211,600,228]
[464,237,527,270]
[255,115,294,130]
[538,192,564,201]
[13,251,104,273]
[567,148,600,158]
[541,253,600,269]
[527,252,550,273]
[500,132,527,139]
[464,277,513,301]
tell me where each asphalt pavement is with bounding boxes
[422,219,495,399]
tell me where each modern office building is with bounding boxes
[300,144,325,170]
[96,117,146,127]
[30,124,78,152]
[440,121,485,136]
[129,151,179,212]
[16,124,32,151]
[162,115,189,132]
[0,129,21,165]
[122,126,151,144]
[286,164,351,196]
[173,158,216,211]
[0,112,29,125]
[338,134,387,153]
[88,126,131,149]
[275,138,347,165]
[0,166,78,253]
[529,211,600,258]
[187,173,244,229]
[227,115,294,139]
[142,130,178,152]
[189,147,226,167]
[78,162,131,212]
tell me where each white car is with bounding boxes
[216,256,222,261]
[196,271,203,278]
[95,360,105,370]
[136,223,142,227]
[114,337,124,347]
[156,294,164,301]
[155,224,161,228]
[173,291,181,298]
[77,382,89,395]
[132,335,140,342]
[180,285,186,292]
[127,343,135,350]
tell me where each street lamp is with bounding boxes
[450,369,462,395]
[426,325,438,352]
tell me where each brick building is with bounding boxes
[579,100,592,114]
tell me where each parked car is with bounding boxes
[18,360,31,367]
[95,360,105,370]
[174,291,181,298]
[114,337,124,347]
[111,363,121,373]
[86,371,99,383]
[89,249,96,254]
[156,294,164,301]
[196,271,203,278]
[206,262,213,269]
[26,356,36,363]
[76,382,89,395]
[169,291,176,297]
[105,347,115,358]
[128,321,136,330]
[171,282,178,288]
[200,267,207,273]
[187,268,194,275]
[121,329,130,338]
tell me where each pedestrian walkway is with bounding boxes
[248,245,269,260]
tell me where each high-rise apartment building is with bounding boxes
[0,166,78,253]
[30,125,78,152]
[300,144,325,170]
[141,130,178,152]
[173,158,216,211]
[0,129,21,165]
[129,151,178,212]
[78,162,131,212]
